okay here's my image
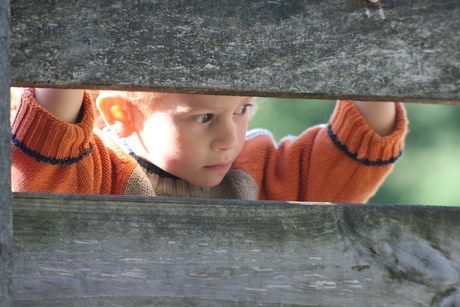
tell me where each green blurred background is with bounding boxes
[248,98,460,206]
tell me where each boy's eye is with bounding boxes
[192,113,213,123]
[234,104,253,115]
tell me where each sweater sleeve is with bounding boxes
[234,100,407,203]
[11,90,137,194]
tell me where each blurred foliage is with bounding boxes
[248,98,460,206]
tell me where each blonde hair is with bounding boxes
[95,90,169,116]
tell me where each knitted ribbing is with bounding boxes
[12,91,94,162]
[329,100,406,164]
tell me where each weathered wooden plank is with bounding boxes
[10,0,460,104]
[13,192,460,306]
[0,0,13,306]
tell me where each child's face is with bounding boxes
[136,94,254,187]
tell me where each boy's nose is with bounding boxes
[211,122,239,151]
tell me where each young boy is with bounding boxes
[11,88,407,203]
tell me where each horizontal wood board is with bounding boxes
[0,0,13,305]
[10,0,460,104]
[12,193,460,306]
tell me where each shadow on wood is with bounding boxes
[12,193,460,306]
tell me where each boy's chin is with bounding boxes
[187,176,226,188]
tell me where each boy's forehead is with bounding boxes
[162,93,254,108]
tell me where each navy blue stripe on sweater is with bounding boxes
[327,124,402,166]
[11,134,93,166]
[129,151,180,181]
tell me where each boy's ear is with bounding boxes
[96,93,136,138]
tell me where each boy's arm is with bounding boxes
[11,89,97,193]
[352,101,396,137]
[236,100,407,203]
[11,89,135,194]
[306,100,407,203]
[34,88,84,123]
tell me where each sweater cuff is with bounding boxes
[11,90,95,164]
[328,100,407,166]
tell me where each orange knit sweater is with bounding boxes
[11,91,407,203]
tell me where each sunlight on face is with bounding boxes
[134,94,254,187]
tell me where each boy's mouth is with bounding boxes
[204,161,232,172]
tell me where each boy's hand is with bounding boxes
[33,88,84,124]
[352,101,396,137]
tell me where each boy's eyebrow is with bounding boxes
[171,103,221,115]
[171,105,193,114]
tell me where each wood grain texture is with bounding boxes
[13,193,460,306]
[0,0,13,306]
[10,0,460,104]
